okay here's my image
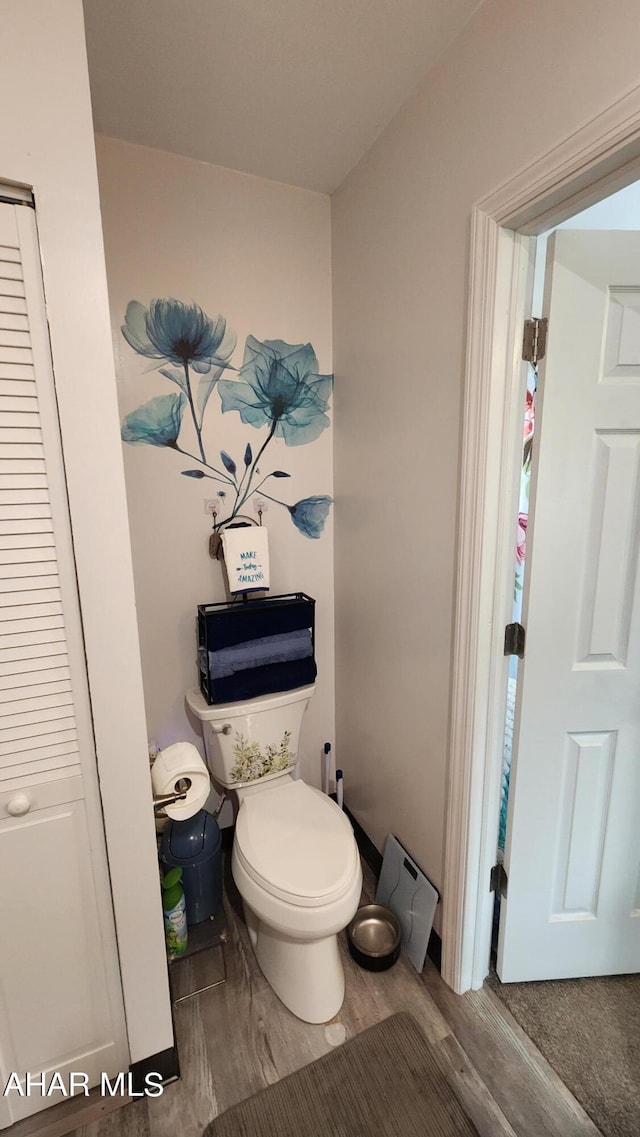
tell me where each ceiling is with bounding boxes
[82,0,480,194]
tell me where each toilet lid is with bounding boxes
[235,780,358,906]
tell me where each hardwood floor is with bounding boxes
[14,859,602,1137]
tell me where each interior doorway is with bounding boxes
[485,182,640,1135]
[494,180,640,984]
[441,77,640,1001]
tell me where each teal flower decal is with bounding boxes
[288,496,333,539]
[122,299,235,373]
[121,393,186,447]
[218,336,332,446]
[122,298,236,464]
[120,301,333,541]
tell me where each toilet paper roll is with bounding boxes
[151,741,210,821]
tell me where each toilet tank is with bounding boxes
[186,685,315,789]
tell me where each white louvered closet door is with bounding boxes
[0,200,128,1126]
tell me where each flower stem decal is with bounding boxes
[121,300,333,539]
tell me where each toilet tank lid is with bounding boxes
[235,781,357,902]
[186,684,316,721]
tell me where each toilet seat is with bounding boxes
[235,780,359,908]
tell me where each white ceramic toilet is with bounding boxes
[186,684,362,1023]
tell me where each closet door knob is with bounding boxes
[7,793,31,817]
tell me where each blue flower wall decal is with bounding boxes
[288,496,333,539]
[218,337,332,446]
[121,299,333,540]
[122,299,236,463]
[122,299,235,372]
[121,393,186,447]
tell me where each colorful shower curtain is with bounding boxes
[498,363,537,854]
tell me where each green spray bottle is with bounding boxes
[162,866,188,958]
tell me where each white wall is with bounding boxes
[533,180,640,313]
[331,0,640,904]
[0,0,172,1063]
[95,137,334,797]
[560,179,640,230]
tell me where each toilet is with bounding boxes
[186,684,362,1023]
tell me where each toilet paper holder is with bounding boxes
[152,776,191,814]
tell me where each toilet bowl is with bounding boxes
[186,685,362,1023]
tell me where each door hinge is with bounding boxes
[522,317,548,364]
[504,621,525,658]
[490,862,508,896]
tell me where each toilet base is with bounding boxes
[244,902,345,1023]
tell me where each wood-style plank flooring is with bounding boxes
[17,860,602,1137]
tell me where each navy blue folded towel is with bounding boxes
[206,628,313,679]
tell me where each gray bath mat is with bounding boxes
[203,1011,478,1136]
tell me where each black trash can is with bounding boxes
[160,809,222,924]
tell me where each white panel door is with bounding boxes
[0,777,124,1122]
[0,200,129,1124]
[499,230,640,982]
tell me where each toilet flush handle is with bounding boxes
[211,723,232,735]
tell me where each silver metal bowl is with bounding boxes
[347,903,401,971]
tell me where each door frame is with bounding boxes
[442,79,640,994]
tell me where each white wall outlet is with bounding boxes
[253,498,268,515]
[204,499,220,515]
